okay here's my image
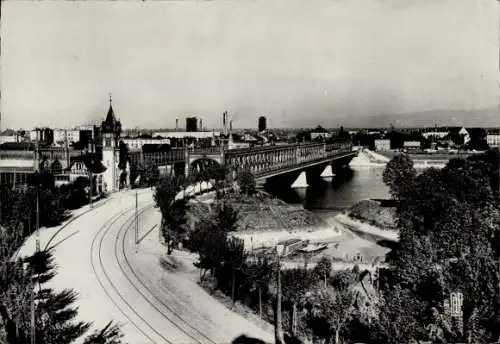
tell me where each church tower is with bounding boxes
[101,94,122,193]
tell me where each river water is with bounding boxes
[265,166,390,214]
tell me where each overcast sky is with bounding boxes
[1,0,498,129]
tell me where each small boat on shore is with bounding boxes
[298,243,328,253]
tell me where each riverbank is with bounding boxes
[335,213,399,242]
[329,197,399,243]
[189,190,342,251]
[184,180,393,268]
[348,199,396,230]
[350,149,448,169]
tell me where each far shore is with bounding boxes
[350,149,447,169]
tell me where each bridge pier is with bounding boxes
[320,165,335,178]
[291,171,309,188]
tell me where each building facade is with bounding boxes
[374,139,391,151]
[122,136,171,151]
[258,116,267,132]
[30,128,54,145]
[0,130,22,144]
[186,117,198,132]
[486,131,500,147]
[404,141,421,152]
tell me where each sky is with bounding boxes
[1,0,499,130]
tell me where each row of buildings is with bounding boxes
[0,100,279,191]
[0,112,273,151]
[370,126,500,152]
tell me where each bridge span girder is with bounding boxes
[160,143,356,183]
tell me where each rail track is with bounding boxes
[91,199,219,344]
[91,206,171,344]
[115,204,221,344]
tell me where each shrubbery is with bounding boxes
[0,171,124,343]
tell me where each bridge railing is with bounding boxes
[190,146,221,155]
[127,142,354,169]
[223,142,354,177]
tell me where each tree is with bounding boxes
[0,247,125,344]
[244,257,273,318]
[144,163,160,187]
[190,219,227,282]
[369,285,429,344]
[163,199,188,251]
[82,321,124,344]
[221,238,247,303]
[382,153,417,201]
[329,268,357,291]
[236,169,256,196]
[379,153,500,343]
[281,268,318,335]
[313,256,332,288]
[303,286,357,344]
[154,175,184,254]
[117,141,129,170]
[209,165,229,199]
[215,202,239,233]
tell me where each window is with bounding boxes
[105,137,112,147]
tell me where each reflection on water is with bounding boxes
[265,166,390,213]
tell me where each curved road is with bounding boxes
[21,190,273,344]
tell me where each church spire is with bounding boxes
[105,93,116,124]
[102,93,121,137]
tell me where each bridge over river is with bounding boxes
[130,142,357,187]
[1,142,357,188]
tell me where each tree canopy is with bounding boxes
[382,153,417,201]
[378,148,500,343]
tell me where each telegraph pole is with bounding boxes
[275,247,284,344]
[36,187,39,253]
[35,129,40,254]
[30,286,36,344]
[135,190,138,244]
[32,129,40,344]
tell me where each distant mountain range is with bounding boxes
[330,109,500,129]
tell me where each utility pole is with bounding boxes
[36,187,40,253]
[275,247,284,344]
[35,129,40,254]
[135,190,138,244]
[89,143,94,209]
[32,129,40,344]
[30,286,35,344]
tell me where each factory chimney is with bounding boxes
[176,118,179,130]
[222,111,227,136]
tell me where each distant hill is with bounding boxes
[332,108,500,129]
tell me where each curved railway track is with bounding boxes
[117,205,227,344]
[90,206,169,344]
[91,200,219,344]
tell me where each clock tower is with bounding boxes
[100,94,122,193]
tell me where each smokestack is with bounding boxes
[176,118,179,130]
[200,118,203,131]
[229,120,233,132]
[222,112,227,135]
